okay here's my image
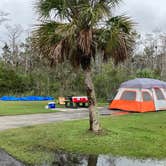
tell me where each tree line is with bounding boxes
[0,32,165,100]
[0,11,165,101]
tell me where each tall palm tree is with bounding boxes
[34,0,134,132]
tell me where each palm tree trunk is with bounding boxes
[84,69,101,132]
[88,155,98,166]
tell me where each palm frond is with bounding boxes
[95,15,134,64]
[107,15,135,34]
[36,0,70,20]
[33,20,79,66]
[107,0,122,8]
[33,22,62,63]
[105,16,134,64]
[78,29,93,56]
[34,1,135,69]
[77,1,111,27]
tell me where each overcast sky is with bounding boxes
[0,0,166,42]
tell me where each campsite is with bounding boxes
[0,0,166,166]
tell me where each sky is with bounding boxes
[0,0,166,42]
[119,0,166,33]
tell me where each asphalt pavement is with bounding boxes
[0,107,114,131]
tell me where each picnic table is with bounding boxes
[65,96,89,108]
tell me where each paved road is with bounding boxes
[0,108,113,131]
[0,149,25,166]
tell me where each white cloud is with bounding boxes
[118,0,166,32]
[0,0,36,27]
[0,0,36,43]
[0,0,166,42]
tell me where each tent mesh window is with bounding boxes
[142,92,152,101]
[120,91,136,101]
[154,89,165,100]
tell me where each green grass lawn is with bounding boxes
[0,101,108,116]
[0,101,61,116]
[97,102,108,107]
[0,111,165,165]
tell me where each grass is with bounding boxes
[97,102,108,107]
[0,101,108,116]
[0,111,165,165]
[0,101,61,116]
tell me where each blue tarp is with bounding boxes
[0,96,54,101]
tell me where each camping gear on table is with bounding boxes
[58,97,66,105]
[109,78,166,112]
[65,96,89,108]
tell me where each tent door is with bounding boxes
[153,88,166,111]
[141,90,155,112]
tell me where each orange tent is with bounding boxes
[109,78,166,112]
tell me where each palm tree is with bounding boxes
[34,0,134,132]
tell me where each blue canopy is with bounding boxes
[120,78,166,89]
